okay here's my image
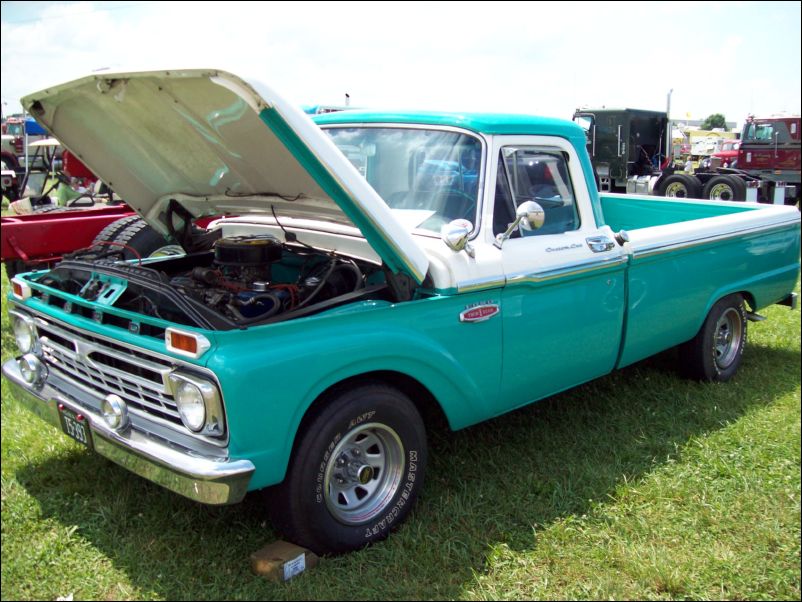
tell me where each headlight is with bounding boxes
[174,380,207,431]
[168,372,224,436]
[11,312,37,354]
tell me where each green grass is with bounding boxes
[1,267,799,600]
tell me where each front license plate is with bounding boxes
[58,406,93,449]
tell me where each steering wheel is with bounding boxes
[438,189,477,222]
[412,189,477,233]
[67,193,95,207]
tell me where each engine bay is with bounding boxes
[33,233,403,330]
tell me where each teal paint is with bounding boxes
[617,224,800,368]
[600,194,755,230]
[204,290,504,488]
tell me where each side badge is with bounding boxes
[460,303,500,323]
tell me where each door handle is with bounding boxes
[586,236,615,253]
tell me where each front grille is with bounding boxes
[33,315,183,426]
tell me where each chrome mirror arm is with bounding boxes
[494,201,545,249]
[494,218,522,249]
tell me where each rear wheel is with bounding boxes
[657,174,703,199]
[266,383,427,554]
[703,175,746,201]
[680,294,747,382]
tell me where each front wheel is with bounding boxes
[680,294,747,382]
[266,383,427,554]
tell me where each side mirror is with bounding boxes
[441,219,475,258]
[494,201,545,248]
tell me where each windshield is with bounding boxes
[743,120,794,144]
[573,115,593,132]
[324,127,482,234]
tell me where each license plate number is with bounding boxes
[58,406,93,449]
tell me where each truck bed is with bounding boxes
[600,193,800,368]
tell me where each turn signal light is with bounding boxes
[165,328,211,359]
[11,278,32,300]
[169,331,197,354]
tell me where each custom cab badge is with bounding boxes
[459,303,500,323]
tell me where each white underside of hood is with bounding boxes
[21,68,429,282]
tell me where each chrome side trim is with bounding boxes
[456,276,506,294]
[3,358,253,505]
[632,219,800,259]
[455,255,627,293]
[507,255,628,285]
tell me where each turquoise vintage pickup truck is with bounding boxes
[3,69,800,554]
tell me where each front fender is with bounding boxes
[209,293,503,490]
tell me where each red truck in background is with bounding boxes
[709,139,740,168]
[691,114,800,203]
[735,114,801,177]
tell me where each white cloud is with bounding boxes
[2,0,799,129]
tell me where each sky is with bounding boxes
[1,0,800,130]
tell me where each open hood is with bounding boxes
[21,68,429,283]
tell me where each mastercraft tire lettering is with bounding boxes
[680,293,747,382]
[267,383,427,554]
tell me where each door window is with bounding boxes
[496,147,580,236]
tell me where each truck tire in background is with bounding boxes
[92,215,183,260]
[679,293,747,382]
[702,175,746,202]
[266,383,427,554]
[656,174,703,199]
[3,259,27,280]
[91,215,143,248]
[1,151,20,171]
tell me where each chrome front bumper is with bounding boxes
[2,357,254,505]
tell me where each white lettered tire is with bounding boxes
[267,383,427,554]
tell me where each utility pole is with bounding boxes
[666,89,673,164]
